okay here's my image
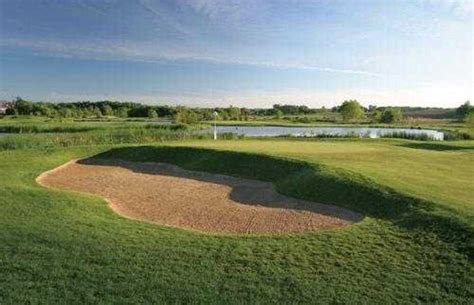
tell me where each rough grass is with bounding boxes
[0,139,473,303]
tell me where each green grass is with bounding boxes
[171,139,473,219]
[0,128,191,151]
[0,121,205,150]
[0,116,176,133]
[0,138,473,303]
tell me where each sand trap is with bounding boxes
[37,158,362,234]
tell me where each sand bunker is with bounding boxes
[37,158,361,234]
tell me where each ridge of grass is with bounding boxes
[0,140,472,303]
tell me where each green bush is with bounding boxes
[338,100,365,121]
[381,108,403,123]
[466,110,474,127]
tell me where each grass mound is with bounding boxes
[0,142,472,303]
[100,146,473,255]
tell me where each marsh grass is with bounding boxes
[0,119,185,134]
[380,131,431,141]
[0,124,195,150]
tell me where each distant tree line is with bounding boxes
[456,101,472,118]
[3,98,319,123]
[3,97,471,125]
[457,101,473,127]
[6,98,176,119]
[333,100,404,123]
[2,98,255,124]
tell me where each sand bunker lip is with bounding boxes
[37,158,362,234]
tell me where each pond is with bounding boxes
[211,126,444,140]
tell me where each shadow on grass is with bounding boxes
[91,146,472,259]
[399,142,474,151]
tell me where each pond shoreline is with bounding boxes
[207,126,445,141]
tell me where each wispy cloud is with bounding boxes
[137,0,193,36]
[74,0,109,16]
[0,38,381,77]
[184,0,259,21]
[432,0,474,15]
[0,0,470,107]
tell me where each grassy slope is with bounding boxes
[173,139,473,219]
[0,139,473,304]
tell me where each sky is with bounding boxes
[0,0,472,108]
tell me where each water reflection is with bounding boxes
[213,126,444,140]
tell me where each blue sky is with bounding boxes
[0,0,472,107]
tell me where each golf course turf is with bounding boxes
[1,139,473,303]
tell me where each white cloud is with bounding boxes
[432,0,474,15]
[0,38,381,77]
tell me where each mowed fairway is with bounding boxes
[0,139,473,303]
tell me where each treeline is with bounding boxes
[3,98,259,124]
[333,100,473,123]
[3,98,318,123]
[3,97,472,124]
[456,101,474,126]
[6,99,176,119]
[333,100,405,123]
[399,107,456,119]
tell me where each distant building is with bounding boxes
[0,101,14,114]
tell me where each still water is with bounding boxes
[213,126,444,140]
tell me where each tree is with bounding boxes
[381,108,403,123]
[275,110,284,120]
[116,107,129,118]
[93,107,103,118]
[338,100,365,121]
[201,110,215,121]
[368,105,378,112]
[240,108,250,121]
[42,106,56,118]
[148,108,158,119]
[59,108,72,118]
[101,105,114,116]
[14,97,34,115]
[457,101,472,119]
[272,104,312,115]
[227,105,241,120]
[466,109,474,128]
[174,107,199,124]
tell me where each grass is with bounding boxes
[175,139,473,219]
[0,116,176,133]
[0,123,203,150]
[0,136,473,303]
